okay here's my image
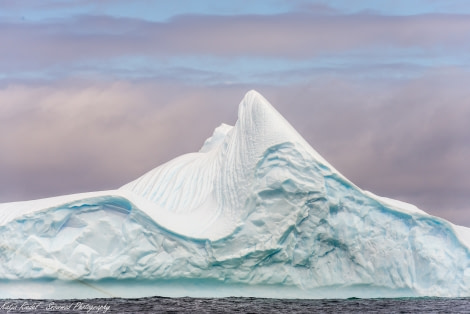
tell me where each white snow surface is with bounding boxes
[0,90,469,299]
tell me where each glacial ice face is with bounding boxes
[0,90,469,299]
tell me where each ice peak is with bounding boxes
[236,90,304,148]
[199,123,233,153]
[239,90,275,119]
[235,90,342,176]
[238,90,283,129]
[243,89,267,102]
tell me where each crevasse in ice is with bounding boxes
[0,90,469,299]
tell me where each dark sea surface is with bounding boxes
[0,296,469,313]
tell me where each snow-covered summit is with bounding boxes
[0,90,469,299]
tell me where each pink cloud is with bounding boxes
[1,13,470,71]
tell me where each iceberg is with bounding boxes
[0,90,469,299]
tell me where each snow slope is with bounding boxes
[0,90,469,299]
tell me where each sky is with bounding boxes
[0,0,469,227]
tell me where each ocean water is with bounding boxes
[1,297,469,313]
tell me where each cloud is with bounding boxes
[2,12,470,74]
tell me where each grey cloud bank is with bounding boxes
[2,13,470,72]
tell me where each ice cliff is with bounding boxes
[0,90,469,299]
